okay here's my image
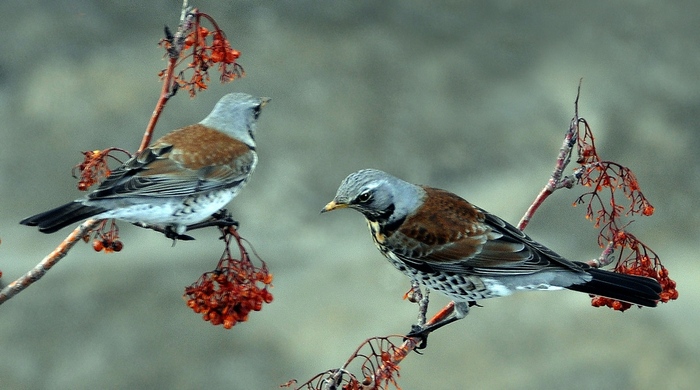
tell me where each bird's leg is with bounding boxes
[405,300,474,350]
[131,209,238,241]
[185,209,239,231]
[209,209,239,228]
[132,222,195,241]
[135,209,240,244]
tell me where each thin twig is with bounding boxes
[518,81,583,230]
[365,301,455,383]
[0,219,100,305]
[587,241,615,268]
[138,1,194,153]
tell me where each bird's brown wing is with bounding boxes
[88,125,255,200]
[386,187,585,276]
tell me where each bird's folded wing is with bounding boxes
[389,188,585,276]
[88,140,256,199]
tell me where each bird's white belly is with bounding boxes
[97,189,236,226]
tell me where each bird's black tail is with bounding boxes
[567,264,662,307]
[20,202,106,234]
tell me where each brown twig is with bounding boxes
[138,1,195,152]
[587,241,616,268]
[517,80,583,231]
[291,335,416,390]
[0,219,100,304]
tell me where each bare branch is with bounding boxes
[0,219,101,305]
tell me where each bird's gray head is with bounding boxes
[322,169,424,223]
[200,92,270,148]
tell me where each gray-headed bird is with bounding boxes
[323,169,661,339]
[21,93,269,236]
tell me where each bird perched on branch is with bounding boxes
[322,169,662,338]
[21,92,269,237]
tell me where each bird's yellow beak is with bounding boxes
[321,200,347,213]
[260,97,271,107]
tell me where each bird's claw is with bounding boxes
[208,209,239,229]
[404,324,429,351]
[163,226,195,241]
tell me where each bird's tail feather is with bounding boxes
[20,202,106,233]
[567,266,662,307]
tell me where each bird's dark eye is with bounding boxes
[357,191,372,203]
[253,105,262,119]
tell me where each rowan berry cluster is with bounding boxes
[573,118,676,309]
[72,148,131,192]
[591,264,677,311]
[159,10,243,97]
[84,219,123,253]
[184,227,273,329]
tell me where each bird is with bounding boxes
[322,169,662,339]
[21,92,270,236]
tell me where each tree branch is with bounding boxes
[0,219,100,305]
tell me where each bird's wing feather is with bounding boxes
[387,187,584,276]
[88,125,255,199]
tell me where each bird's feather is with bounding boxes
[88,125,255,200]
[388,187,585,276]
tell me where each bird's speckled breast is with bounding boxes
[367,218,498,301]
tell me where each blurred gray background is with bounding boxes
[1,1,698,389]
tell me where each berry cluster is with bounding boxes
[72,148,131,192]
[575,160,655,239]
[574,117,654,234]
[657,267,679,303]
[159,11,243,97]
[591,265,677,311]
[88,219,123,253]
[590,230,677,311]
[184,228,273,329]
[571,117,676,309]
